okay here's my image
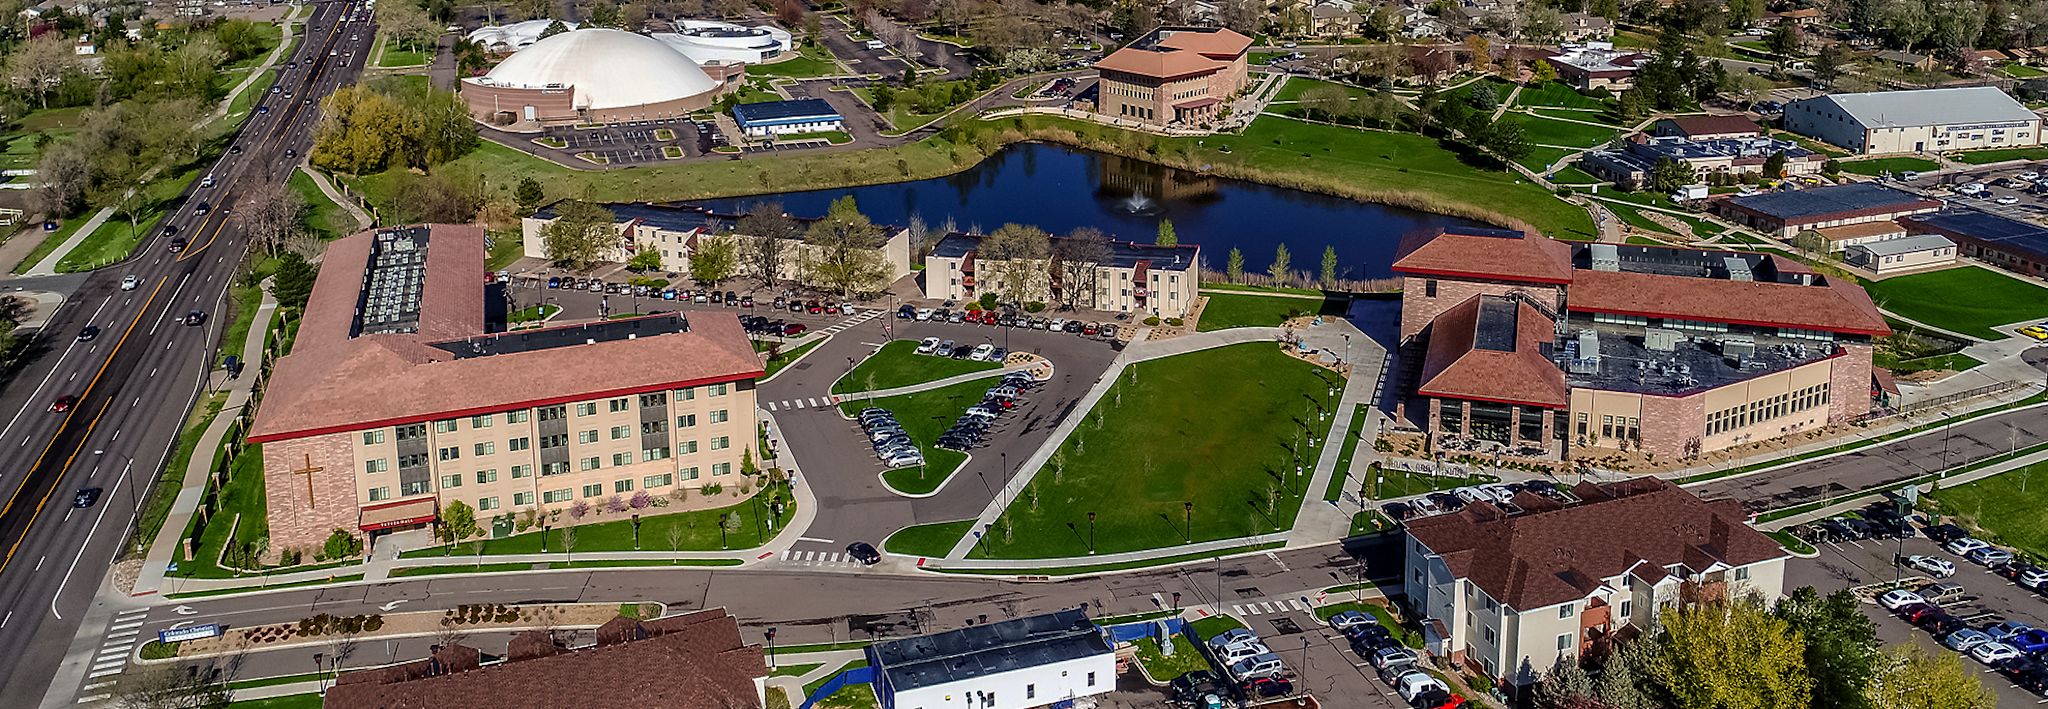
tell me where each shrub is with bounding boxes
[978,292,998,309]
[703,483,724,496]
[1166,318,1184,326]
[322,529,362,561]
[1144,316,1161,326]
[1023,301,1046,313]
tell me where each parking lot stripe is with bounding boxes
[766,402,778,411]
[1289,598,1309,612]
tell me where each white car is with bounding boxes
[969,343,995,361]
[1327,610,1373,631]
[1971,641,2023,665]
[1899,170,1921,181]
[1207,628,1260,654]
[1901,555,1956,578]
[914,308,935,321]
[1216,641,1270,664]
[1944,628,1994,653]
[1394,671,1447,703]
[120,275,140,291]
[839,302,856,315]
[1959,182,1988,195]
[2021,568,2048,589]
[1877,589,1926,611]
[915,337,940,355]
[2021,171,2040,181]
[1997,195,2021,205]
[1945,537,1990,556]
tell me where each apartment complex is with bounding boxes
[923,231,1201,318]
[249,225,765,555]
[1781,86,2042,155]
[521,201,914,283]
[1713,182,1943,238]
[1093,26,1251,127]
[1404,477,1789,687]
[1394,226,1887,459]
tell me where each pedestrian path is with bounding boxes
[82,608,149,689]
[817,308,880,336]
[1232,597,1314,617]
[771,548,866,568]
[764,396,839,412]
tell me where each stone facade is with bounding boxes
[261,432,364,556]
[1399,276,1563,342]
[1830,342,1874,423]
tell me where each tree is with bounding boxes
[981,223,1052,302]
[1865,643,1995,709]
[1225,247,1244,283]
[378,0,441,53]
[311,82,476,174]
[441,500,480,544]
[1774,586,1879,709]
[1531,56,1559,83]
[1481,117,1530,162]
[241,182,308,256]
[1650,598,1813,709]
[5,34,80,109]
[1320,246,1339,286]
[801,196,890,296]
[1533,657,1596,708]
[1302,83,1353,122]
[627,248,664,272]
[1767,21,1801,56]
[29,142,89,217]
[584,0,622,27]
[1762,151,1788,179]
[116,661,232,709]
[272,251,320,310]
[1053,227,1112,309]
[1648,157,1696,193]
[1813,45,1848,84]
[690,235,740,286]
[1155,218,1177,247]
[539,18,571,38]
[1268,243,1292,283]
[515,177,546,209]
[1726,0,1763,29]
[540,200,619,269]
[737,203,797,283]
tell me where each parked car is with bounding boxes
[2021,567,2048,590]
[1900,555,1956,578]
[1206,628,1259,654]
[1878,589,1926,611]
[1916,581,1964,603]
[897,304,916,319]
[1168,671,1223,707]
[1225,653,1284,682]
[2010,629,2048,654]
[1972,642,2024,665]
[1327,610,1373,632]
[1240,676,1293,699]
[1369,646,1418,673]
[1945,537,1990,556]
[1215,641,1270,664]
[1924,523,1971,544]
[1946,628,1995,653]
[1986,620,2034,642]
[916,337,940,354]
[1968,546,2015,566]
[1394,671,1447,704]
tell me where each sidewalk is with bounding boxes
[132,287,280,597]
[299,165,372,231]
[834,363,1029,401]
[1290,317,1388,544]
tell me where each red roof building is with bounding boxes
[1092,26,1250,128]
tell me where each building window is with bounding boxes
[478,496,500,511]
[639,393,667,408]
[474,442,495,456]
[677,414,697,428]
[437,447,461,462]
[509,437,530,451]
[644,473,673,488]
[543,489,572,503]
[1425,279,1438,297]
[511,464,531,479]
[398,453,427,468]
[712,462,732,476]
[1560,603,1574,618]
[364,459,388,474]
[609,398,630,413]
[708,383,729,396]
[506,410,530,424]
[576,402,598,417]
[1026,685,1035,700]
[1087,672,1096,687]
[434,419,458,434]
[395,424,427,441]
[514,491,534,506]
[678,440,698,454]
[1735,567,1751,581]
[676,388,696,401]
[612,452,631,467]
[1619,599,1632,618]
[641,421,668,435]
[578,430,599,444]
[1558,632,1575,651]
[582,483,603,498]
[470,415,493,429]
[681,466,700,480]
[710,436,730,450]
[540,434,567,449]
[440,474,463,489]
[580,457,601,471]
[477,469,498,484]
[1484,626,1496,643]
[362,430,386,445]
[369,487,391,502]
[709,409,729,424]
[537,406,565,421]
[611,425,632,440]
[642,447,670,461]
[542,461,570,476]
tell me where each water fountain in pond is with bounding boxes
[1120,189,1163,215]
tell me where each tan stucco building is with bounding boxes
[1093,26,1251,128]
[521,202,913,284]
[922,232,1201,318]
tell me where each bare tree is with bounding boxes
[558,526,576,563]
[240,182,309,256]
[737,202,798,283]
[1053,227,1111,311]
[5,34,80,109]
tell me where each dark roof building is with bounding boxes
[325,609,767,708]
[1714,183,1943,237]
[730,98,843,135]
[1902,208,2048,279]
[1651,115,1764,140]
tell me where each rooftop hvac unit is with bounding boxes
[1644,328,1682,352]
[1589,243,1620,272]
[1720,335,1756,359]
[1723,256,1753,282]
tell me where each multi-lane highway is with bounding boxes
[0,3,375,703]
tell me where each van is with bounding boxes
[1226,653,1284,682]
[864,39,885,50]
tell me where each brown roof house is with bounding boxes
[1401,478,1789,687]
[1092,26,1250,128]
[325,608,767,708]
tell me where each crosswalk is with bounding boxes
[818,309,882,335]
[764,396,838,412]
[1231,597,1312,617]
[76,608,150,703]
[776,549,869,568]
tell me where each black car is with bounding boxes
[1427,492,1464,511]
[897,304,915,319]
[76,326,99,342]
[1382,501,1415,521]
[194,201,210,215]
[2019,666,2048,697]
[1925,523,1970,544]
[1168,671,1222,706]
[846,541,882,565]
[184,310,206,326]
[1913,610,1964,635]
[72,487,101,508]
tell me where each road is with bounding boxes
[0,2,374,703]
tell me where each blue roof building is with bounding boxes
[730,98,844,138]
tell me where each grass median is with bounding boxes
[970,343,1341,558]
[832,339,1001,394]
[839,378,989,495]
[882,519,975,557]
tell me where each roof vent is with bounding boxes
[1724,256,1753,282]
[1589,243,1620,272]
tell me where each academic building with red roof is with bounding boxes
[1092,26,1250,128]
[1392,226,1886,460]
[249,225,765,556]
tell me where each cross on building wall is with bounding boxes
[292,454,323,509]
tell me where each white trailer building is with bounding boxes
[867,608,1116,709]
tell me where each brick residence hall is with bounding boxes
[1393,227,1888,459]
[248,225,764,556]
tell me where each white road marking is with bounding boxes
[52,461,127,620]
[108,621,144,633]
[74,693,110,704]
[34,555,45,570]
[797,536,833,543]
[766,402,778,411]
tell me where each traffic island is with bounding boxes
[137,602,638,662]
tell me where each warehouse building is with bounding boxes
[1780,86,2042,155]
[730,99,845,138]
[1713,182,1943,238]
[249,225,766,557]
[866,608,1115,709]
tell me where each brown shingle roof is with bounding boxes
[1567,267,1890,336]
[1155,27,1253,57]
[249,225,764,442]
[1392,226,1574,285]
[325,609,765,709]
[1094,46,1227,79]
[1404,478,1787,610]
[1417,295,1567,407]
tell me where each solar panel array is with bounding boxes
[1908,209,2048,262]
[354,227,431,337]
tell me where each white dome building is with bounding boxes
[650,19,794,65]
[466,19,575,53]
[459,28,741,131]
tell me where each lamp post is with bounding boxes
[541,522,550,553]
[766,627,778,670]
[1183,501,1193,543]
[632,513,641,550]
[1087,511,1096,554]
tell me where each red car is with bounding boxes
[49,395,76,413]
[805,300,823,314]
[782,322,808,336]
[1896,603,1940,623]
[982,310,1000,325]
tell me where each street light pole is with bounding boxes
[1087,511,1096,554]
[1183,501,1193,543]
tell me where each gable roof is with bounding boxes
[1791,86,2038,129]
[1392,226,1574,284]
[1404,478,1787,610]
[1417,295,1567,407]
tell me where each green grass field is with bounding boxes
[1273,77,1374,103]
[402,481,798,556]
[1863,266,2048,339]
[832,339,1001,394]
[1508,114,1622,148]
[9,218,88,274]
[749,46,845,78]
[170,443,269,579]
[1198,293,1347,331]
[1931,461,2048,560]
[971,343,1341,558]
[840,378,989,495]
[882,519,975,557]
[287,169,357,240]
[1513,81,1611,110]
[376,34,430,67]
[1837,156,1939,176]
[58,166,205,272]
[1528,107,1624,127]
[1517,146,1577,173]
[1955,147,2048,165]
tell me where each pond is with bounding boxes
[699,143,1480,280]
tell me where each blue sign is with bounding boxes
[158,623,223,644]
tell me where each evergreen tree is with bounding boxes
[1225,247,1244,283]
[1156,219,1178,247]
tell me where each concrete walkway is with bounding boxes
[27,6,305,277]
[1290,317,1388,543]
[299,165,372,230]
[834,363,1030,402]
[132,287,279,597]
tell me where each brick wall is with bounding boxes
[1637,393,1704,458]
[262,432,363,559]
[1399,277,1563,343]
[1830,342,1875,422]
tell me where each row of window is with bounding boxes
[368,438,727,475]
[363,394,730,448]
[1707,383,1829,436]
[1574,413,1638,443]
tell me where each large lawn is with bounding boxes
[838,378,987,495]
[749,46,845,78]
[1512,81,1611,110]
[349,113,1597,244]
[1507,114,1622,148]
[832,339,1001,394]
[170,442,269,579]
[1273,77,1374,103]
[971,343,1342,558]
[882,518,975,556]
[1955,147,2048,165]
[401,481,798,556]
[1930,461,2048,559]
[57,166,205,272]
[1198,293,1346,331]
[1837,156,1939,176]
[1863,266,2048,339]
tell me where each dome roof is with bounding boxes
[481,28,719,111]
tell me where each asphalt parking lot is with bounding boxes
[538,119,697,165]
[1894,165,2048,222]
[1790,529,2048,706]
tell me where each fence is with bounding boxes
[798,665,876,709]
